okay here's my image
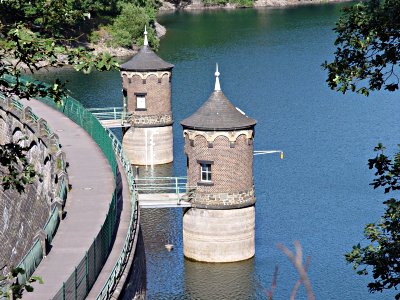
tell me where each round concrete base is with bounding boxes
[122,126,173,165]
[183,206,255,262]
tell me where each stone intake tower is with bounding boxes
[121,28,174,165]
[181,65,257,262]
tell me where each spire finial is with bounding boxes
[144,25,148,46]
[214,63,221,91]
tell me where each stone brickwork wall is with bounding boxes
[185,132,255,207]
[186,134,254,193]
[131,113,173,127]
[122,72,172,120]
[121,70,174,165]
[191,188,255,209]
[0,101,67,275]
[184,131,255,208]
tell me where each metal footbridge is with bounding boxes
[135,177,195,208]
[88,107,131,128]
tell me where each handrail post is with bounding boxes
[175,177,180,204]
[135,166,139,182]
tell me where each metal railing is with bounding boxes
[87,107,132,128]
[16,240,43,285]
[135,176,194,195]
[2,75,140,299]
[10,75,140,299]
[135,177,195,206]
[95,129,138,300]
[32,84,129,300]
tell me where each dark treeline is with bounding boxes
[0,0,160,50]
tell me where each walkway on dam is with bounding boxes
[21,99,115,299]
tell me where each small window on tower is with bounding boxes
[136,94,146,111]
[197,160,214,186]
[201,163,212,181]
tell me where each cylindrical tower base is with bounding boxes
[183,206,255,262]
[122,126,173,165]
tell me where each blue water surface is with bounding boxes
[34,3,400,299]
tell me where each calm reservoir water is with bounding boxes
[35,3,400,299]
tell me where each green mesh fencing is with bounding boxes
[2,75,140,300]
[95,129,139,300]
[26,78,121,300]
[16,239,43,285]
[0,91,62,287]
[44,207,60,245]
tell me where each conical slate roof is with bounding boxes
[181,90,257,131]
[120,27,173,72]
[120,45,174,72]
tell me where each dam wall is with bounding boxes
[0,96,68,277]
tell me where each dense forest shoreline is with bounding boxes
[158,0,355,11]
[5,0,357,66]
[99,0,355,57]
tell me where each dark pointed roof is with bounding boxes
[180,90,257,131]
[120,45,174,72]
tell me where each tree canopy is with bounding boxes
[346,144,400,299]
[0,1,124,192]
[325,1,400,299]
[324,0,400,96]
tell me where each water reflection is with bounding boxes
[135,162,174,179]
[32,2,400,298]
[183,258,258,300]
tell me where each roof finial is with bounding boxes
[144,25,148,46]
[214,63,221,91]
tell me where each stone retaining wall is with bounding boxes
[0,98,68,275]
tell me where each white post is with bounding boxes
[175,177,179,204]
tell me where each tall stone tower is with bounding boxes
[181,65,257,262]
[120,27,174,165]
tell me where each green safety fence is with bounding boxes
[95,129,138,300]
[3,75,140,299]
[44,206,60,245]
[26,78,121,300]
[16,239,43,285]
[2,74,140,299]
[0,91,67,287]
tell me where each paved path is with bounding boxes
[21,99,115,299]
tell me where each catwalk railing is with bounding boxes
[87,107,132,128]
[1,75,140,300]
[0,92,67,287]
